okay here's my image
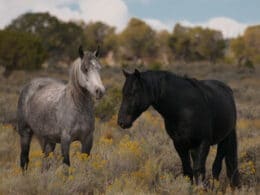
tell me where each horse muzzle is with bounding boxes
[117,115,132,129]
[118,121,132,129]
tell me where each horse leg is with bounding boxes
[81,133,93,155]
[173,141,193,182]
[38,138,56,156]
[190,148,198,165]
[224,130,240,187]
[19,128,33,170]
[193,140,210,185]
[42,140,56,170]
[212,141,226,180]
[61,135,71,166]
[190,148,198,170]
[44,142,56,156]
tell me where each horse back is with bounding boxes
[19,78,64,109]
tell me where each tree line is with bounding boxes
[0,12,259,75]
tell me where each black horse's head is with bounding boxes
[118,69,151,129]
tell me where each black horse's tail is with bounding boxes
[212,129,240,187]
[225,130,240,187]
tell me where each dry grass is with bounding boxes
[0,63,259,194]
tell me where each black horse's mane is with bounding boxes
[141,70,210,103]
[140,70,232,106]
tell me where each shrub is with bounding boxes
[95,86,121,121]
[0,30,46,76]
[7,12,85,62]
[149,61,163,70]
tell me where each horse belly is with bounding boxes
[164,118,203,149]
[28,110,61,142]
[70,116,94,142]
[26,97,62,142]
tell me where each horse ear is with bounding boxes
[94,45,100,57]
[122,69,130,77]
[79,45,84,59]
[134,69,140,78]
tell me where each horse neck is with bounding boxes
[147,71,181,116]
[143,71,166,105]
[67,83,93,109]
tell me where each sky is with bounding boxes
[0,0,259,38]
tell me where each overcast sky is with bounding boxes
[0,0,259,38]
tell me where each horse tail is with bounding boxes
[17,83,30,133]
[212,129,240,187]
[224,129,240,187]
[17,83,34,170]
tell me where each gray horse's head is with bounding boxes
[77,45,105,99]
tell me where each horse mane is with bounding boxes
[69,59,80,85]
[68,58,90,105]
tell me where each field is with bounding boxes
[0,63,259,194]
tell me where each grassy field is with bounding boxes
[0,63,259,194]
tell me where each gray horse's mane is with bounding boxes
[68,58,92,106]
[69,58,81,89]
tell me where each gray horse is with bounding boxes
[17,46,105,169]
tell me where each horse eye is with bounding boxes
[128,92,135,97]
[85,66,88,71]
[91,59,100,69]
[124,93,131,98]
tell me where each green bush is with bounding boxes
[7,12,85,61]
[168,24,226,62]
[95,86,121,121]
[119,18,158,60]
[0,30,46,76]
[148,61,162,70]
[84,21,117,57]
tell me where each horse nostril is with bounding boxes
[117,119,122,126]
[95,88,104,99]
[95,89,100,95]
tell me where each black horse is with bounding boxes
[118,69,240,187]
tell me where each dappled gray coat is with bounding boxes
[17,46,105,169]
